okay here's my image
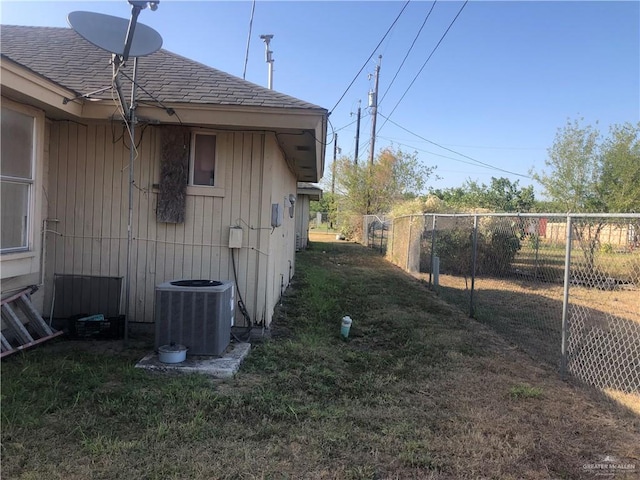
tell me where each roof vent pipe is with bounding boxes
[260,34,274,89]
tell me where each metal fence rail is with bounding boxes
[369,213,640,396]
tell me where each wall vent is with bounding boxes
[154,280,234,356]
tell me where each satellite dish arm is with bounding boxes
[122,3,143,62]
[116,0,159,112]
[123,1,159,62]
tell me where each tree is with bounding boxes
[430,177,535,212]
[599,122,640,213]
[531,119,640,276]
[531,118,603,212]
[335,146,436,238]
[532,119,640,214]
[600,122,640,252]
[310,191,335,216]
[429,185,472,209]
[531,119,604,274]
[310,191,337,227]
[485,177,535,212]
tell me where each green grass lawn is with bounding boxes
[2,239,639,479]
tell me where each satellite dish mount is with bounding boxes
[67,1,163,344]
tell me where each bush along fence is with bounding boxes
[364,213,640,396]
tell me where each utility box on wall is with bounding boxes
[229,226,243,249]
[271,203,283,228]
[154,280,234,356]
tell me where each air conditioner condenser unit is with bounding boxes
[155,279,234,356]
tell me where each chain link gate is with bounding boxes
[564,216,640,393]
[363,215,391,253]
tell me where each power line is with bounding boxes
[377,0,469,135]
[376,134,509,171]
[379,135,544,151]
[334,111,371,134]
[329,0,411,115]
[441,144,544,150]
[379,0,438,107]
[242,0,256,79]
[377,112,531,178]
[376,134,523,173]
[377,134,475,161]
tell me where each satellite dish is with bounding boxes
[68,11,162,57]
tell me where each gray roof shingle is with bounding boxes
[1,25,325,111]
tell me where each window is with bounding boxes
[1,106,35,253]
[190,132,216,186]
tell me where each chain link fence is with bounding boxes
[372,213,640,396]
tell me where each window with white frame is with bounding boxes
[189,132,216,186]
[1,106,35,253]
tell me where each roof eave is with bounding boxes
[297,184,323,201]
[1,57,83,119]
[130,102,328,182]
[1,59,328,181]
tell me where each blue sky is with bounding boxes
[2,1,639,197]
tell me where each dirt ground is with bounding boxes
[312,233,640,477]
[435,273,639,325]
[324,233,639,414]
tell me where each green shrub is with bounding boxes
[599,242,614,254]
[418,222,522,277]
[478,229,522,276]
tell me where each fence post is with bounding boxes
[362,216,367,246]
[389,217,395,261]
[366,216,371,247]
[469,214,479,318]
[380,216,385,253]
[560,215,573,379]
[406,216,413,270]
[534,223,540,281]
[429,215,437,287]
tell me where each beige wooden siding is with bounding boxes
[44,121,287,325]
[262,134,298,323]
[295,196,311,250]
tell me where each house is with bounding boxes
[295,182,322,250]
[1,24,328,331]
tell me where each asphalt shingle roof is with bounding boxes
[1,25,325,111]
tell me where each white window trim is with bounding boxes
[0,177,33,253]
[1,98,44,280]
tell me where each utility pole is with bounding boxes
[332,133,338,195]
[354,100,361,165]
[368,55,381,166]
[331,133,338,229]
[366,56,381,214]
[260,34,274,89]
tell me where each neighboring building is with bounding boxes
[1,25,327,328]
[295,183,322,251]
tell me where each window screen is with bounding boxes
[192,134,216,186]
[1,106,34,252]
